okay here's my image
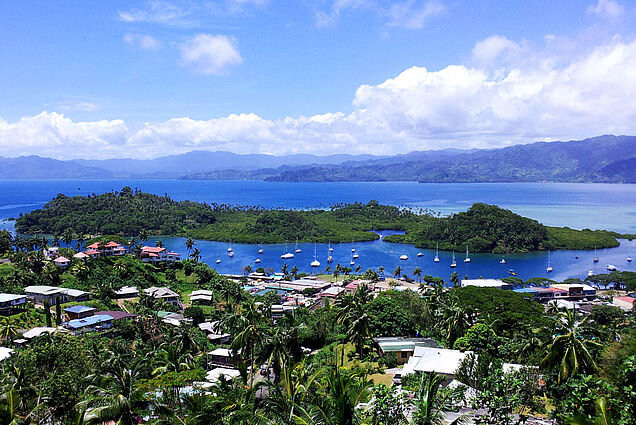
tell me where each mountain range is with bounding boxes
[1,135,634,183]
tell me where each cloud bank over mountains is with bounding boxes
[3,30,636,159]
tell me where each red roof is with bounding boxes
[88,241,121,249]
[615,296,635,304]
[167,252,181,256]
[84,250,101,255]
[95,310,137,320]
[546,287,568,293]
[141,246,166,253]
[148,253,159,257]
[53,256,70,262]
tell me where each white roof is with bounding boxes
[115,286,139,295]
[551,283,596,291]
[461,279,508,288]
[22,326,58,339]
[402,347,470,376]
[208,348,232,357]
[64,288,89,297]
[144,287,179,298]
[0,293,27,303]
[0,347,14,361]
[191,289,214,297]
[503,363,538,373]
[24,286,67,295]
[320,286,346,296]
[190,294,213,302]
[205,367,240,383]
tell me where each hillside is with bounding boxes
[15,190,624,252]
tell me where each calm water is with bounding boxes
[1,180,635,280]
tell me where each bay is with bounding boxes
[1,179,635,281]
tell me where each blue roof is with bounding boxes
[64,305,96,314]
[514,288,538,293]
[67,314,112,329]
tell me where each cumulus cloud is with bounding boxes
[123,33,161,50]
[179,34,242,75]
[3,35,636,159]
[587,0,624,19]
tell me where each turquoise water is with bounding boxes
[1,180,635,280]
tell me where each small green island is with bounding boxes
[15,187,630,253]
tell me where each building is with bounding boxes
[190,289,214,305]
[198,321,232,344]
[43,246,59,260]
[24,286,69,305]
[208,348,234,367]
[0,294,27,315]
[513,287,556,302]
[65,288,91,302]
[373,337,442,364]
[613,296,635,311]
[345,280,374,294]
[85,241,126,256]
[65,314,114,333]
[318,286,346,298]
[144,287,181,306]
[53,256,71,268]
[550,284,597,300]
[114,286,139,298]
[22,327,58,340]
[0,347,14,361]
[140,246,181,263]
[205,367,241,384]
[401,346,471,378]
[64,305,96,320]
[460,279,513,290]
[95,310,137,321]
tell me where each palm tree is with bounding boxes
[281,263,289,276]
[542,308,601,383]
[413,267,423,283]
[378,265,384,276]
[190,247,201,262]
[226,300,266,386]
[62,228,74,248]
[317,367,372,425]
[440,295,473,347]
[0,317,18,343]
[185,237,195,256]
[393,266,402,279]
[450,271,460,287]
[155,239,164,248]
[243,265,253,276]
[138,229,148,243]
[412,372,466,425]
[335,285,372,356]
[290,265,299,279]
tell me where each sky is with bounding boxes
[0,0,635,159]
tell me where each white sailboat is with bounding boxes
[588,270,594,277]
[350,253,355,266]
[434,242,440,263]
[351,239,356,253]
[254,258,261,264]
[295,238,301,253]
[417,252,424,257]
[353,252,359,259]
[258,243,263,255]
[328,241,333,253]
[216,259,221,264]
[227,240,233,252]
[546,250,553,273]
[327,255,333,263]
[311,243,320,268]
[281,241,295,259]
[400,254,408,260]
[450,251,457,268]
[593,247,599,263]
[464,245,471,263]
[229,251,234,257]
[500,257,506,264]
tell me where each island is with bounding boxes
[14,187,629,253]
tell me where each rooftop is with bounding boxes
[95,310,137,320]
[0,293,26,303]
[66,314,113,329]
[64,305,96,314]
[461,279,512,288]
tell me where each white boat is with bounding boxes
[258,244,263,255]
[295,238,301,253]
[627,256,632,262]
[216,259,221,264]
[417,252,424,257]
[434,242,440,263]
[450,251,457,268]
[350,255,355,265]
[606,264,617,271]
[593,247,599,263]
[353,252,359,259]
[281,241,294,259]
[500,257,506,264]
[229,251,234,257]
[254,258,261,264]
[327,255,333,263]
[227,240,233,252]
[546,250,553,273]
[328,241,333,253]
[351,239,356,252]
[310,243,320,267]
[464,245,471,263]
[400,254,408,260]
[588,270,594,277]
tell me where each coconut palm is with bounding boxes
[290,265,299,279]
[542,308,602,383]
[393,266,402,279]
[412,372,466,425]
[185,237,195,256]
[335,285,372,356]
[190,247,201,262]
[0,317,18,343]
[281,263,289,276]
[226,300,266,386]
[62,229,74,248]
[413,267,423,283]
[138,229,148,243]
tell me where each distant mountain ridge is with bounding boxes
[1,135,634,182]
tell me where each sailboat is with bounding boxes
[588,270,594,277]
[464,245,471,263]
[351,239,356,253]
[400,254,408,260]
[310,243,321,268]
[295,238,301,253]
[216,258,221,264]
[417,252,424,257]
[628,256,633,262]
[450,251,457,268]
[353,252,359,259]
[281,241,295,259]
[327,254,333,263]
[227,240,233,252]
[229,251,234,257]
[350,253,355,266]
[258,243,263,255]
[254,257,261,263]
[434,242,440,263]
[593,247,599,263]
[546,250,553,273]
[500,256,506,264]
[328,241,333,253]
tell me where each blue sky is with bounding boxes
[0,0,635,159]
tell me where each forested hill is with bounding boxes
[14,190,626,252]
[196,135,635,183]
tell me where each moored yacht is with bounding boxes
[546,250,553,273]
[295,238,301,253]
[417,252,424,257]
[434,242,440,263]
[254,258,261,264]
[464,245,471,263]
[310,243,320,267]
[281,241,295,259]
[400,254,408,260]
[450,251,457,268]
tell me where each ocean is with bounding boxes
[1,179,635,281]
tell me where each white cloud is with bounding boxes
[179,34,242,75]
[3,35,636,159]
[587,0,624,19]
[471,35,521,66]
[123,33,161,50]
[387,0,446,29]
[58,101,101,112]
[119,1,191,25]
[314,0,372,28]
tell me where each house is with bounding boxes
[198,321,232,344]
[345,280,374,294]
[550,284,597,300]
[65,288,90,302]
[613,296,635,311]
[271,304,300,320]
[318,286,346,298]
[86,241,126,256]
[514,287,555,302]
[207,348,234,367]
[0,294,27,315]
[461,279,513,290]
[114,286,139,298]
[22,327,58,340]
[161,312,187,326]
[140,246,181,263]
[0,347,14,361]
[43,246,59,260]
[24,286,69,305]
[205,367,241,384]
[144,287,181,307]
[190,289,214,305]
[64,305,96,320]
[401,346,471,378]
[95,310,137,321]
[65,314,114,333]
[73,252,90,260]
[373,337,441,364]
[53,256,71,268]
